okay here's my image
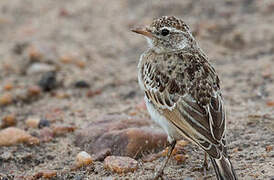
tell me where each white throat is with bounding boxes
[145,37,153,48]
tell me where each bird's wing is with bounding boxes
[141,58,226,159]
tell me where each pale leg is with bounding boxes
[153,140,177,180]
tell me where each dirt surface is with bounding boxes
[0,0,274,179]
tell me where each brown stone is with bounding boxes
[55,92,70,99]
[59,55,86,68]
[0,127,39,146]
[59,55,74,64]
[26,117,40,128]
[75,115,167,158]
[28,85,41,96]
[31,170,57,179]
[266,101,274,107]
[104,156,138,173]
[41,170,57,179]
[174,154,188,164]
[266,145,273,152]
[86,89,102,97]
[28,45,44,61]
[52,125,76,136]
[0,93,13,106]
[74,60,86,68]
[3,83,14,91]
[1,114,17,128]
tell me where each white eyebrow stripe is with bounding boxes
[159,27,188,34]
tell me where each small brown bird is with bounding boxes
[132,16,237,180]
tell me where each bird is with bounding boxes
[131,16,238,180]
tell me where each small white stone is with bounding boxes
[27,63,55,75]
[76,151,93,167]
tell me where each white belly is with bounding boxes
[144,96,181,143]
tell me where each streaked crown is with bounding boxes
[150,16,189,32]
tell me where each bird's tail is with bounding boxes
[210,155,238,180]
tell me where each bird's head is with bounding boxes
[132,16,196,53]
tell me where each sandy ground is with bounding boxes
[0,0,274,179]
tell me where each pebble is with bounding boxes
[52,125,76,136]
[59,55,86,68]
[32,170,57,179]
[0,93,13,106]
[74,80,90,88]
[3,83,14,91]
[59,55,74,64]
[55,92,70,99]
[28,45,43,61]
[86,89,102,97]
[40,170,57,179]
[1,114,17,128]
[38,119,50,129]
[266,101,274,107]
[104,156,138,173]
[76,151,93,168]
[27,44,58,63]
[27,63,56,75]
[75,115,167,158]
[28,85,42,97]
[38,125,76,142]
[0,127,39,146]
[74,60,86,69]
[266,145,273,152]
[26,117,40,128]
[174,154,188,164]
[38,71,57,92]
[125,127,167,157]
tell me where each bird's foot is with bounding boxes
[153,171,164,180]
[152,140,177,180]
[153,165,167,180]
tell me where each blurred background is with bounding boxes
[0,0,273,179]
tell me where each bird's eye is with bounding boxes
[161,29,170,36]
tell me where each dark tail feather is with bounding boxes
[210,156,238,180]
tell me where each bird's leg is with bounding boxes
[153,140,177,180]
[202,152,209,176]
[191,152,209,176]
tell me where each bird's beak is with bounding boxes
[131,27,153,38]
